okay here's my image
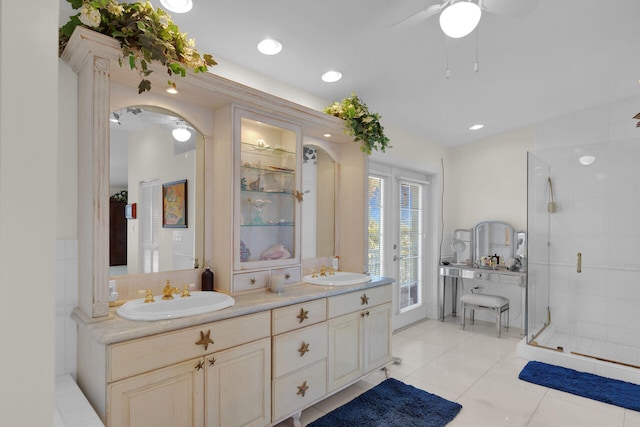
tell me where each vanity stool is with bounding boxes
[460,293,509,338]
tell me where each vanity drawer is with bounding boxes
[327,285,392,318]
[271,266,301,286]
[273,322,327,378]
[233,270,269,292]
[272,359,327,422]
[109,311,270,382]
[272,299,326,335]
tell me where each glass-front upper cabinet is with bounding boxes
[234,109,302,270]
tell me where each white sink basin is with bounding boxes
[117,291,235,321]
[303,272,371,286]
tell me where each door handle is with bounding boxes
[577,252,582,273]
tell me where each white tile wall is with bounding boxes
[55,239,78,378]
[533,94,640,358]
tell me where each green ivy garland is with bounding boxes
[323,93,391,155]
[59,0,216,94]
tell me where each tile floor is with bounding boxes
[277,317,640,427]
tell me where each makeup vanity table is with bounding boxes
[440,221,527,331]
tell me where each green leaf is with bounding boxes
[138,79,152,94]
[60,15,81,37]
[68,0,83,9]
[128,54,135,70]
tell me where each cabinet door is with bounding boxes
[206,337,271,427]
[327,311,362,392]
[234,108,302,272]
[109,357,204,427]
[363,302,392,372]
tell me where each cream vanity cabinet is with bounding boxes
[271,299,328,423]
[327,285,392,392]
[106,311,271,427]
[213,106,303,294]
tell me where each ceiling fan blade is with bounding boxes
[390,3,444,31]
[480,0,539,16]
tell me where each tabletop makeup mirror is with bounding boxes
[474,220,515,268]
[109,105,204,277]
[301,144,336,258]
[452,229,473,265]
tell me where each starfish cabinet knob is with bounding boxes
[298,342,310,357]
[196,329,214,351]
[297,308,309,323]
[297,381,309,397]
[361,293,369,305]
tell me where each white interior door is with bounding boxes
[368,165,430,330]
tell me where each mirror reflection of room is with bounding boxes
[301,144,336,259]
[109,106,204,277]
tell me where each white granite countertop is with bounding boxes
[72,277,393,345]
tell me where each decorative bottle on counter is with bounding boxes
[202,262,214,292]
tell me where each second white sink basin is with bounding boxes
[303,272,371,286]
[117,291,235,321]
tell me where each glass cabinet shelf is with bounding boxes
[235,111,301,269]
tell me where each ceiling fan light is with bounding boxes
[172,126,192,142]
[439,1,482,38]
[159,0,193,13]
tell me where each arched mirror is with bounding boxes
[109,105,204,276]
[474,220,515,268]
[301,145,336,258]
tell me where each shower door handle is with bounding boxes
[577,252,582,273]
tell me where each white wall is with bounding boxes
[447,128,534,232]
[0,1,58,425]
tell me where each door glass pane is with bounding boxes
[399,181,422,312]
[368,176,384,276]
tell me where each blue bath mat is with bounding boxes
[519,361,640,411]
[307,378,462,427]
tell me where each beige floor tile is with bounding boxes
[449,395,530,427]
[530,393,625,427]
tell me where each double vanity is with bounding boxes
[75,278,392,426]
[63,27,390,427]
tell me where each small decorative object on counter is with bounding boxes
[270,274,285,294]
[201,261,214,291]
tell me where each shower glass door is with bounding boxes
[526,153,550,342]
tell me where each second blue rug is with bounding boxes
[307,378,462,427]
[519,361,640,411]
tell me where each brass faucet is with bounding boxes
[319,265,327,277]
[144,289,155,303]
[311,268,317,278]
[328,266,335,275]
[181,284,191,298]
[162,280,180,300]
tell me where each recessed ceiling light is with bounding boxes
[469,124,484,130]
[579,155,596,166]
[165,84,178,94]
[321,70,342,83]
[257,38,282,55]
[159,0,193,13]
[323,133,332,138]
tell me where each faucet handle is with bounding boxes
[143,289,155,303]
[181,284,192,298]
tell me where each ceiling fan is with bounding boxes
[392,0,539,38]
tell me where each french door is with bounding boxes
[368,165,430,330]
